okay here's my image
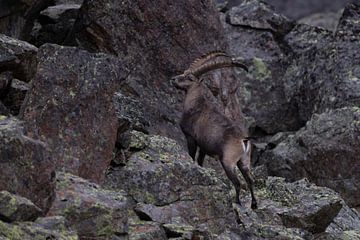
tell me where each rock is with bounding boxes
[226,0,346,20]
[162,224,214,240]
[105,133,237,234]
[226,0,294,35]
[0,34,38,82]
[327,205,360,233]
[316,231,360,240]
[0,0,54,39]
[241,177,343,234]
[129,220,167,240]
[299,11,343,32]
[21,44,128,183]
[283,3,360,123]
[65,0,244,144]
[261,107,360,207]
[0,191,42,222]
[29,4,81,47]
[0,217,78,240]
[47,172,129,239]
[2,79,30,115]
[223,1,300,134]
[0,116,55,212]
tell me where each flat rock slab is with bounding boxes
[236,177,343,235]
[0,116,55,212]
[0,191,42,222]
[21,44,128,183]
[0,217,78,240]
[47,172,129,239]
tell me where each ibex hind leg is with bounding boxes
[197,149,206,166]
[238,163,258,209]
[185,134,197,161]
[220,158,242,205]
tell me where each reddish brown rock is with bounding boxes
[21,44,128,183]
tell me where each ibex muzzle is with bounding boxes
[172,51,257,209]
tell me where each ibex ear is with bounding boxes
[242,139,251,155]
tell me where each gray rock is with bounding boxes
[128,220,167,240]
[105,133,237,234]
[0,191,42,222]
[283,3,360,123]
[227,0,294,34]
[0,218,78,240]
[30,4,81,46]
[222,0,300,134]
[0,34,38,82]
[262,107,360,207]
[299,11,343,32]
[47,172,129,239]
[226,0,346,20]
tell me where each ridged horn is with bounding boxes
[191,57,248,77]
[188,51,230,72]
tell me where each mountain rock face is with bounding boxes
[20,44,127,183]
[0,0,360,239]
[65,0,247,144]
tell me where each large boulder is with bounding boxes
[105,132,237,234]
[261,107,360,207]
[0,116,55,212]
[47,172,129,239]
[0,34,38,82]
[20,44,128,183]
[65,0,246,144]
[222,0,299,134]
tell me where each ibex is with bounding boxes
[172,52,257,209]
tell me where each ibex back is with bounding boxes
[172,52,257,209]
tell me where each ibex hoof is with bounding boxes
[251,201,258,210]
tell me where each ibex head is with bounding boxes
[171,51,248,90]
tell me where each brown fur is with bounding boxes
[175,76,257,209]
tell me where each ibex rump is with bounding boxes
[172,52,257,209]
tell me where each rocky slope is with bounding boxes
[0,0,360,239]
